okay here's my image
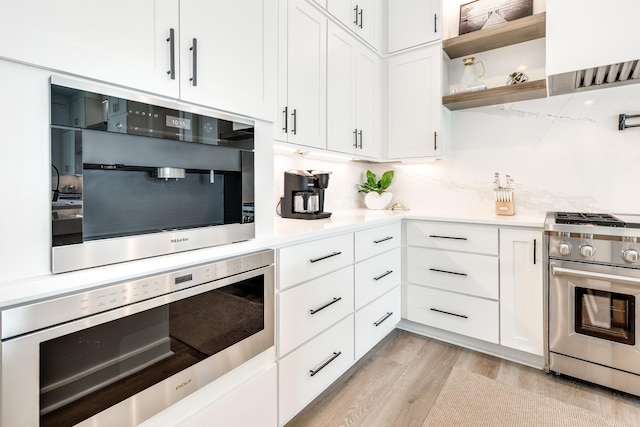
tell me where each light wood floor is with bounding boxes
[286,330,640,427]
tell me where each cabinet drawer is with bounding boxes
[406,221,498,255]
[278,266,354,356]
[278,233,354,290]
[278,315,354,425]
[355,286,401,359]
[406,285,499,343]
[355,247,401,309]
[355,223,401,261]
[407,247,498,300]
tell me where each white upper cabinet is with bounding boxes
[277,0,327,149]
[546,0,640,76]
[387,0,441,53]
[327,0,379,49]
[0,0,180,98]
[0,0,276,120]
[327,23,379,158]
[387,44,442,159]
[179,0,277,120]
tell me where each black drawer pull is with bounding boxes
[373,236,393,244]
[310,297,342,315]
[310,251,342,263]
[373,312,393,327]
[429,268,468,277]
[373,270,393,281]
[430,308,468,319]
[428,235,467,241]
[310,351,342,377]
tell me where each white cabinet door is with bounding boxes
[0,0,179,98]
[387,44,442,159]
[355,286,401,359]
[327,0,378,48]
[327,23,379,158]
[179,0,277,120]
[387,0,441,53]
[278,315,354,425]
[546,0,640,76]
[499,228,544,356]
[277,0,327,149]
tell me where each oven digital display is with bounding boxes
[166,115,191,130]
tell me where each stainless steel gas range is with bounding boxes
[544,212,640,396]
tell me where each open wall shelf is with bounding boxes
[442,79,547,110]
[442,13,547,110]
[443,13,546,59]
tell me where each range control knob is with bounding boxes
[557,242,572,256]
[579,244,596,258]
[622,249,639,263]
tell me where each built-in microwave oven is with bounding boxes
[50,77,255,273]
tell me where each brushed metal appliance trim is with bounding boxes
[52,222,255,273]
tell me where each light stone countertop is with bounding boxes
[0,208,545,308]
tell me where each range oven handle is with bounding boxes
[552,266,640,287]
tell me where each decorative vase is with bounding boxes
[364,192,393,210]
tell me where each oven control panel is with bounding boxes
[548,236,640,267]
[0,250,274,340]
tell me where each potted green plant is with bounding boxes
[357,169,394,209]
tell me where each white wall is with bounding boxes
[390,82,640,216]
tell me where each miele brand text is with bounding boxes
[171,238,189,244]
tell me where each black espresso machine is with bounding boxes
[280,170,331,219]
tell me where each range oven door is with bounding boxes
[548,259,640,374]
[0,258,274,427]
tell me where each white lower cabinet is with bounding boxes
[406,284,499,343]
[278,315,355,425]
[176,365,277,427]
[499,228,544,356]
[355,286,401,359]
[278,266,354,356]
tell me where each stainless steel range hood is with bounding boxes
[548,59,640,96]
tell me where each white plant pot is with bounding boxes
[364,192,393,210]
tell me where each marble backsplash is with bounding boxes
[276,82,640,217]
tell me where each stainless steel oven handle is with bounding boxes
[552,266,640,287]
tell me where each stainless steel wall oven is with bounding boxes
[0,250,274,426]
[50,77,255,273]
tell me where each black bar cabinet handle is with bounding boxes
[291,109,297,135]
[434,13,438,33]
[430,308,468,319]
[310,297,342,315]
[429,268,467,277]
[428,235,467,241]
[166,28,175,80]
[358,129,363,148]
[309,251,341,263]
[434,132,438,151]
[373,270,393,281]
[282,106,288,133]
[374,236,393,244]
[353,5,359,25]
[534,239,537,265]
[310,351,342,377]
[353,129,358,148]
[374,312,393,327]
[359,8,363,28]
[189,38,198,86]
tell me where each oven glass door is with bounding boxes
[39,273,268,427]
[575,287,635,345]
